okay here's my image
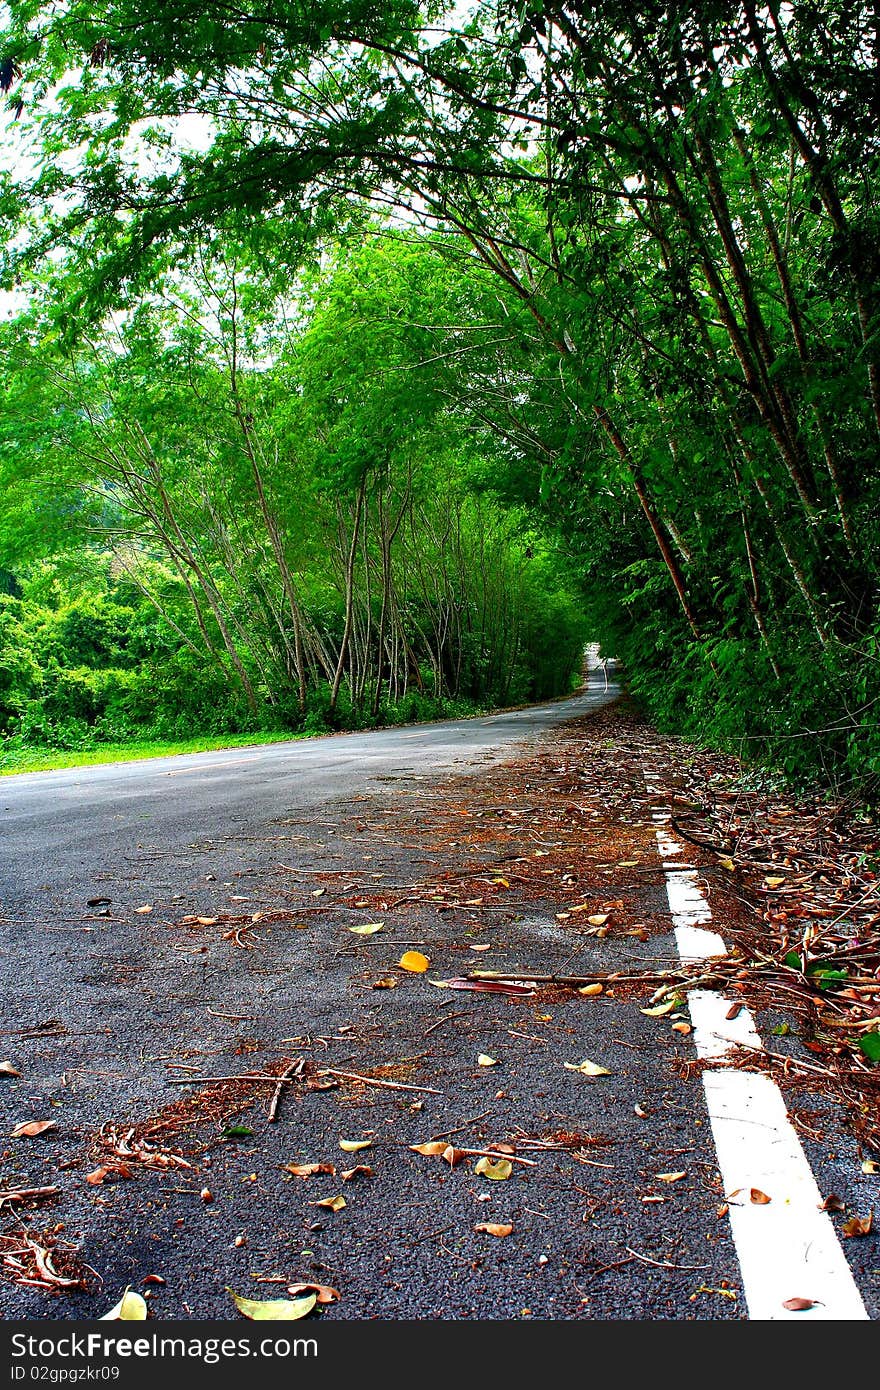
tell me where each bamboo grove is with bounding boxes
[1,2,878,782]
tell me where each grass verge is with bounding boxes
[0,730,309,775]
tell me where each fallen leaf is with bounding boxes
[349,924,384,936]
[861,1159,880,1176]
[86,1164,132,1185]
[475,1222,513,1237]
[101,1288,148,1321]
[339,1139,372,1153]
[196,916,218,926]
[656,1171,687,1183]
[725,1002,745,1020]
[409,1142,448,1157]
[287,1282,340,1305]
[634,1103,649,1118]
[135,905,153,914]
[477,1054,498,1067]
[750,1188,771,1205]
[470,944,491,952]
[311,889,326,898]
[587,914,609,927]
[640,1000,677,1017]
[765,876,786,889]
[0,1061,21,1077]
[229,1289,316,1320]
[434,978,535,996]
[11,1120,57,1138]
[371,977,398,989]
[782,1297,818,1311]
[641,1195,665,1204]
[841,1211,874,1237]
[142,1274,165,1286]
[564,1059,611,1077]
[398,951,430,973]
[283,1162,336,1178]
[473,1157,512,1181]
[341,1165,372,1181]
[671,1021,692,1035]
[617,861,639,867]
[579,983,603,996]
[717,856,736,872]
[443,1145,467,1167]
[818,1194,845,1212]
[313,1195,346,1212]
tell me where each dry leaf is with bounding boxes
[564,1059,611,1077]
[640,1000,677,1017]
[143,1274,165,1286]
[339,1139,372,1153]
[283,1162,335,1178]
[135,905,153,914]
[634,1103,649,1118]
[349,924,384,935]
[861,1159,879,1175]
[473,1157,512,1181]
[371,977,397,989]
[196,916,218,926]
[101,1288,148,1321]
[617,861,639,867]
[398,951,430,973]
[750,1188,771,1205]
[341,1165,372,1181]
[475,1222,513,1237]
[229,1289,316,1320]
[0,1061,21,1077]
[578,983,603,996]
[410,1142,447,1157]
[717,856,736,872]
[470,944,491,952]
[477,1054,498,1067]
[587,914,609,927]
[11,1119,57,1138]
[313,1195,346,1212]
[725,1002,745,1020]
[287,1282,339,1305]
[819,1194,845,1212]
[765,876,786,889]
[443,1145,467,1167]
[782,1297,817,1311]
[656,1171,687,1183]
[311,889,326,898]
[671,1021,692,1035]
[86,1164,132,1185]
[641,1195,665,1204]
[842,1211,874,1238]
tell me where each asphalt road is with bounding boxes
[0,670,876,1329]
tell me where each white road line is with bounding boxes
[650,806,868,1320]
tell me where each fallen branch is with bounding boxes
[318,1068,442,1095]
[268,1058,304,1122]
[0,1186,61,1205]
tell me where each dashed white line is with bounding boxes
[649,802,868,1320]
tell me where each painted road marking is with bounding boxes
[650,804,868,1321]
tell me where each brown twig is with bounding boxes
[268,1058,304,1122]
[318,1068,442,1095]
[0,1186,61,1205]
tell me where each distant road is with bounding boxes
[0,675,619,910]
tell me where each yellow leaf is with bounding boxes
[717,856,736,872]
[196,916,217,926]
[101,1288,148,1321]
[477,1054,498,1067]
[311,889,326,898]
[491,879,510,888]
[656,1171,687,1183]
[861,1159,880,1175]
[339,1139,372,1153]
[587,914,609,927]
[135,905,153,914]
[399,951,430,973]
[617,861,639,868]
[671,1021,692,1034]
[371,977,397,989]
[314,1195,346,1212]
[474,1157,513,1180]
[229,1289,317,1321]
[564,1059,611,1077]
[409,1141,447,1156]
[349,924,384,935]
[0,1061,22,1077]
[640,1000,677,1017]
[764,876,786,889]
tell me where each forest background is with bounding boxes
[0,1,877,791]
